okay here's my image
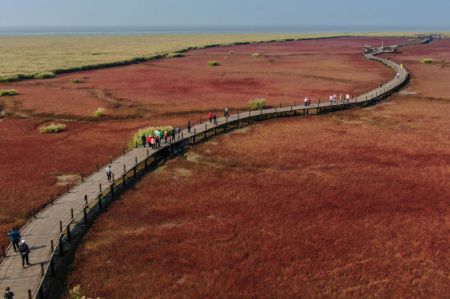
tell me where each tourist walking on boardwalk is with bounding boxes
[208,111,213,123]
[18,240,30,268]
[213,113,217,125]
[141,133,147,147]
[224,107,229,119]
[304,97,308,107]
[171,128,176,141]
[105,165,112,181]
[150,136,156,149]
[397,72,400,78]
[7,227,20,252]
[188,120,191,133]
[345,93,351,102]
[164,130,169,144]
[329,95,335,103]
[3,287,14,299]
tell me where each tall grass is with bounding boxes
[128,126,174,149]
[0,89,17,96]
[166,52,185,58]
[93,107,105,118]
[208,61,221,67]
[249,97,267,110]
[39,122,66,134]
[32,71,56,79]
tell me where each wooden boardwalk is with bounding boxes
[0,38,429,298]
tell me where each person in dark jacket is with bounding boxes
[7,228,20,252]
[187,121,191,133]
[18,240,31,268]
[171,129,176,141]
[213,113,217,125]
[4,287,14,299]
[141,133,147,147]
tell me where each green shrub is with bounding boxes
[251,53,261,57]
[208,61,221,67]
[128,126,174,149]
[70,78,83,84]
[249,97,267,110]
[39,122,66,134]
[33,71,56,79]
[166,52,185,58]
[69,285,100,299]
[0,89,18,96]
[93,107,105,118]
[421,58,433,64]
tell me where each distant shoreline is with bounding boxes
[0,25,449,36]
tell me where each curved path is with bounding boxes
[0,37,431,298]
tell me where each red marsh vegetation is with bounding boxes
[0,37,399,248]
[68,40,449,298]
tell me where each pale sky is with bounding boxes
[1,0,449,29]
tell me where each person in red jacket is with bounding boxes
[147,136,153,149]
[208,111,213,123]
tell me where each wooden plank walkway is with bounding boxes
[0,38,429,298]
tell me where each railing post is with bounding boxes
[98,194,102,210]
[50,240,54,253]
[83,207,88,224]
[59,221,63,234]
[70,208,74,221]
[66,183,69,193]
[99,183,102,193]
[81,174,84,183]
[40,262,45,276]
[67,225,71,243]
[84,194,88,206]
[133,166,137,179]
[28,289,32,299]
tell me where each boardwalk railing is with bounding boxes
[0,37,432,299]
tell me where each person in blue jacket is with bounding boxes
[7,227,20,252]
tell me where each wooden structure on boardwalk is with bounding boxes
[0,37,432,298]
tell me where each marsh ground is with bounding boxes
[67,40,450,298]
[0,37,396,246]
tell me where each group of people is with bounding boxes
[141,127,181,149]
[304,96,312,106]
[188,107,229,133]
[207,111,218,124]
[329,93,352,103]
[7,227,30,269]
